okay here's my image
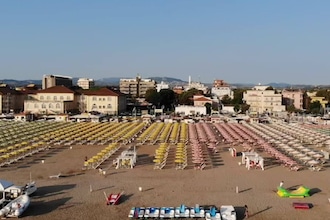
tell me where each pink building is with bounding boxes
[282,89,304,110]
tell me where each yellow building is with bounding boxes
[24,86,78,114]
[79,88,126,115]
[310,96,328,108]
[243,85,286,115]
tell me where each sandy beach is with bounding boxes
[1,141,330,220]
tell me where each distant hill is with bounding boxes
[0,79,42,86]
[148,77,185,83]
[0,78,324,90]
[95,76,186,86]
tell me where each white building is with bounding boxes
[156,81,169,92]
[243,85,286,115]
[184,76,208,94]
[77,78,95,89]
[175,105,207,116]
[211,79,233,99]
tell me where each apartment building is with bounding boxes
[77,78,95,89]
[156,81,169,92]
[243,85,285,115]
[282,89,304,110]
[119,76,156,98]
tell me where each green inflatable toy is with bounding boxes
[277,186,310,198]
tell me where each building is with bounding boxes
[0,85,24,113]
[306,91,328,109]
[77,78,95,90]
[172,86,184,95]
[193,95,213,107]
[211,79,233,99]
[24,85,78,114]
[243,85,286,115]
[78,87,126,115]
[175,105,207,116]
[119,75,156,98]
[184,76,208,94]
[42,74,73,89]
[156,81,169,92]
[281,89,304,110]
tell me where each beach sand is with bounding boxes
[1,143,330,220]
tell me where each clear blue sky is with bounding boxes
[1,0,330,85]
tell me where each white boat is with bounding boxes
[23,181,37,196]
[0,179,37,199]
[0,194,30,218]
[220,205,237,220]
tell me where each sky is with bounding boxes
[1,0,330,85]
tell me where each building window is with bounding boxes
[92,97,97,101]
[99,106,102,109]
[49,103,53,108]
[56,103,60,109]
[42,103,46,109]
[103,106,105,108]
[107,97,112,101]
[107,104,112,109]
[103,98,105,101]
[34,103,38,108]
[40,96,44,100]
[47,96,50,100]
[99,98,102,101]
[54,96,57,101]
[67,96,70,100]
[60,96,64,100]
[92,104,97,109]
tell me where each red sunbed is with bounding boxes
[292,202,310,209]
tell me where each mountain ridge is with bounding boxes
[0,77,324,89]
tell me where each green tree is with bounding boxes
[178,88,199,105]
[232,89,245,104]
[308,101,322,114]
[205,103,212,115]
[234,104,240,112]
[316,89,330,102]
[159,89,176,110]
[145,89,160,107]
[241,103,250,114]
[286,105,296,113]
[221,95,232,105]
